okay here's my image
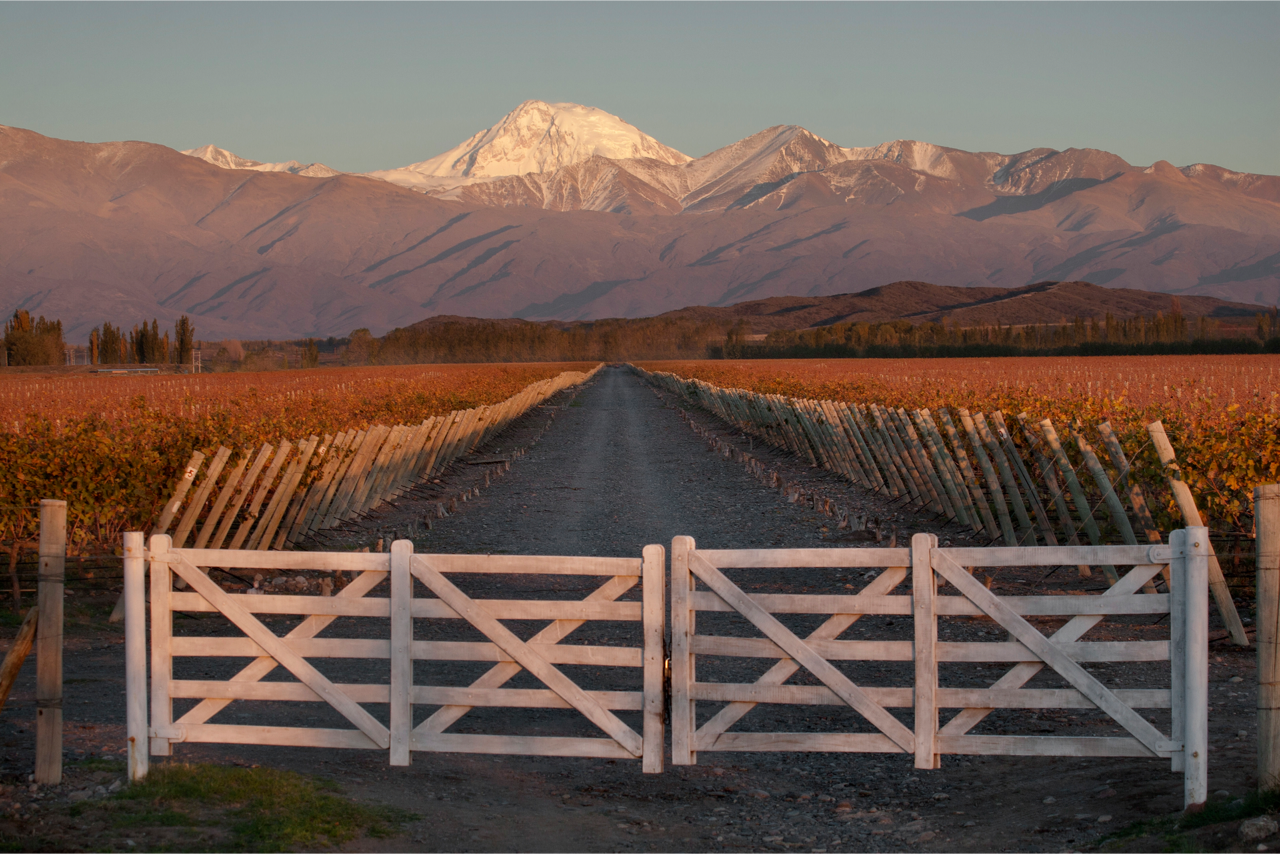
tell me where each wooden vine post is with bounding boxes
[1147,420,1249,646]
[0,607,37,712]
[36,499,66,784]
[1257,484,1280,788]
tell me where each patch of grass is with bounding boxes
[75,756,127,773]
[1181,787,1280,830]
[111,806,201,828]
[1096,788,1280,852]
[109,762,413,851]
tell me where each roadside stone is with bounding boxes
[1240,816,1279,843]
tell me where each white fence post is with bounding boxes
[1169,529,1186,774]
[1185,526,1210,810]
[149,535,174,756]
[389,540,413,767]
[641,543,666,774]
[912,533,939,770]
[123,532,149,782]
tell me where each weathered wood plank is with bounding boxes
[705,732,906,754]
[179,723,381,750]
[168,590,641,621]
[689,589,1166,616]
[690,635,1167,663]
[938,735,1159,758]
[696,548,910,569]
[690,682,1169,710]
[411,733,635,759]
[171,635,642,666]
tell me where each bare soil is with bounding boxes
[0,366,1263,853]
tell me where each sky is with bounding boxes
[1,2,1277,176]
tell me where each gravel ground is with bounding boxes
[0,365,1262,853]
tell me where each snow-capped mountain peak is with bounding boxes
[181,144,341,178]
[370,100,690,191]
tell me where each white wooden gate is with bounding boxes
[670,530,1209,808]
[121,529,1211,809]
[123,534,665,777]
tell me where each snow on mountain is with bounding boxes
[367,100,690,191]
[680,125,853,210]
[177,104,1280,223]
[181,144,342,178]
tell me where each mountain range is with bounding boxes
[3,100,1278,341]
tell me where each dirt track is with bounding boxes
[0,366,1260,852]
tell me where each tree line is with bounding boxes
[1,311,195,367]
[366,316,736,364]
[728,306,1280,359]
[7,303,1278,368]
[2,311,65,366]
[90,316,195,366]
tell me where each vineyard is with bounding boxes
[634,356,1280,538]
[0,363,597,554]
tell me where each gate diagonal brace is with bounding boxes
[168,555,391,749]
[688,552,916,753]
[938,561,1167,738]
[411,559,644,757]
[414,572,638,735]
[695,566,909,751]
[930,551,1170,756]
[176,569,386,727]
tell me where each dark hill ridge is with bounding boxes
[396,280,1262,338]
[650,280,1263,335]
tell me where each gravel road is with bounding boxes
[0,365,1260,853]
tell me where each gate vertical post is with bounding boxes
[123,532,149,782]
[389,540,413,767]
[149,535,174,756]
[1255,484,1280,788]
[642,544,665,774]
[1169,529,1187,773]
[670,536,696,765]
[1185,527,1210,810]
[912,533,939,769]
[35,499,66,785]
